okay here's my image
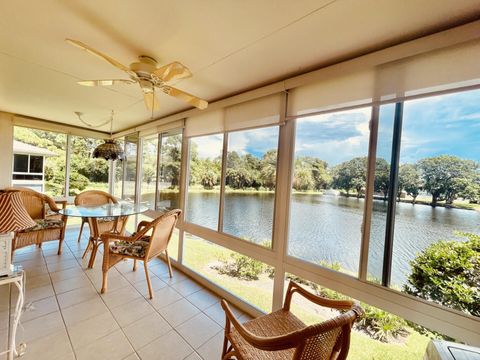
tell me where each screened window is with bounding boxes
[185,134,223,230]
[288,107,371,276]
[140,136,158,209]
[157,132,182,211]
[223,127,279,246]
[69,136,109,196]
[29,155,43,173]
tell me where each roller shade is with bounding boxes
[185,93,285,137]
[224,93,284,132]
[184,109,224,137]
[288,38,480,117]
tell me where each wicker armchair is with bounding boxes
[100,209,181,299]
[221,281,364,360]
[74,190,128,267]
[3,187,67,256]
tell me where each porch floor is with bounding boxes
[0,227,251,360]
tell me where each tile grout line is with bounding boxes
[41,243,78,360]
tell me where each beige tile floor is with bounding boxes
[0,228,252,360]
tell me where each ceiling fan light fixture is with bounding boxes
[92,139,125,161]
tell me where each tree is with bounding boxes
[332,157,367,196]
[404,232,480,317]
[200,168,218,189]
[418,155,478,205]
[374,158,390,200]
[226,167,252,189]
[293,167,314,190]
[398,163,422,203]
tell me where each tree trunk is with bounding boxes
[432,194,438,206]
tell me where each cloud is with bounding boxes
[229,127,279,157]
[191,134,223,159]
[295,108,371,165]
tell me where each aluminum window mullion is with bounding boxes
[271,92,293,310]
[359,105,380,280]
[218,133,228,233]
[177,133,189,264]
[154,133,163,211]
[382,102,404,287]
[65,134,72,197]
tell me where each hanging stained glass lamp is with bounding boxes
[91,111,125,161]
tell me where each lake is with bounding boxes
[185,191,479,286]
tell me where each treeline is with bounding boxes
[189,145,480,205]
[332,155,480,205]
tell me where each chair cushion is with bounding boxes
[19,219,64,233]
[98,217,116,223]
[110,235,151,258]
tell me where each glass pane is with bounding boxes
[157,132,182,211]
[69,136,109,196]
[184,233,273,312]
[13,127,67,196]
[223,127,279,245]
[288,107,371,276]
[391,90,480,318]
[123,134,138,202]
[13,154,28,172]
[140,136,158,209]
[185,134,223,230]
[284,273,434,360]
[113,138,125,198]
[29,155,43,173]
[367,104,395,283]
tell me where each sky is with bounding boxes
[192,88,480,167]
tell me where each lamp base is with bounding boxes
[0,232,13,277]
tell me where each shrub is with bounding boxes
[404,232,480,317]
[357,305,409,342]
[215,253,265,280]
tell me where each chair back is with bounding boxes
[293,311,358,360]
[144,209,181,259]
[3,187,54,220]
[75,190,117,206]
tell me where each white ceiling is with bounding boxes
[0,0,479,133]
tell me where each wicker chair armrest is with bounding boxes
[221,300,301,352]
[43,195,62,212]
[100,233,137,243]
[136,220,151,232]
[284,281,354,311]
[55,200,68,209]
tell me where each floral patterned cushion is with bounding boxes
[98,217,116,223]
[19,219,64,233]
[110,235,151,258]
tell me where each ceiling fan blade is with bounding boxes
[77,79,136,87]
[161,86,208,110]
[153,61,192,82]
[143,92,160,110]
[66,38,132,74]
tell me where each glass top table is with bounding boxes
[58,202,149,268]
[58,203,148,218]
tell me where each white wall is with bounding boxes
[0,113,13,189]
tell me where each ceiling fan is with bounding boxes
[66,38,208,111]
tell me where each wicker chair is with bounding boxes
[100,209,181,299]
[74,190,128,267]
[3,187,67,256]
[221,281,364,360]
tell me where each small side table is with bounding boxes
[0,266,26,360]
